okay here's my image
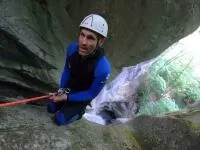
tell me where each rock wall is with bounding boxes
[0,0,200,98]
[1,101,200,150]
[0,105,140,150]
[0,0,75,99]
[130,107,200,150]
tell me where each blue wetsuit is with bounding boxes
[48,42,111,125]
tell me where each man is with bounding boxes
[48,14,112,125]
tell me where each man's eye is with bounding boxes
[88,36,95,40]
[80,33,85,37]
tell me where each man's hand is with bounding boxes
[48,93,68,103]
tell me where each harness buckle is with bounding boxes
[64,88,71,94]
[57,88,71,96]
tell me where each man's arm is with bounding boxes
[68,57,111,102]
[60,50,70,88]
[60,56,70,88]
[60,42,78,88]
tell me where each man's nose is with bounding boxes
[82,37,87,45]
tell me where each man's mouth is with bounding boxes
[79,47,87,52]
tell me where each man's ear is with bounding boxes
[98,38,106,47]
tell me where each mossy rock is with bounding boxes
[130,109,200,150]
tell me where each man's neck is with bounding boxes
[80,48,97,59]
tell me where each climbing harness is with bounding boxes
[0,95,49,107]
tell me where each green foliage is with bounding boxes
[138,57,200,116]
[186,87,200,101]
[147,74,167,96]
[138,99,179,116]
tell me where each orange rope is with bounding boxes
[0,95,49,107]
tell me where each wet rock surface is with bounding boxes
[0,104,140,150]
[1,104,200,150]
[130,106,200,150]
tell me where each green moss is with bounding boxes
[189,121,200,131]
[124,128,151,150]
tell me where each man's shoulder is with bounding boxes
[96,56,111,73]
[67,42,78,56]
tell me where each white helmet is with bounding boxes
[79,14,108,38]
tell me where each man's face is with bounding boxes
[78,29,98,56]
